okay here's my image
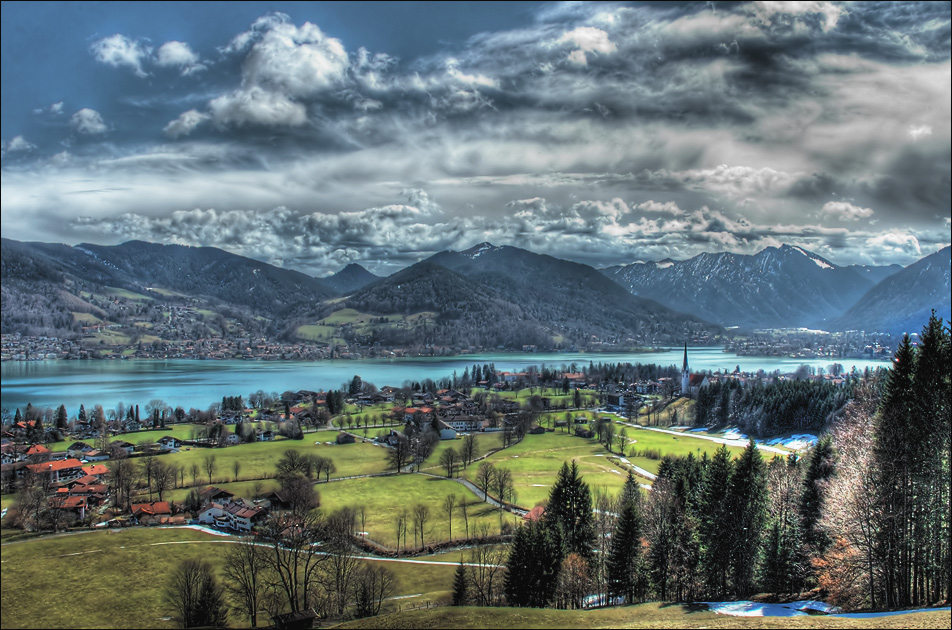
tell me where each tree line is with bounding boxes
[452,315,949,611]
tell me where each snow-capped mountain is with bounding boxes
[601,244,898,330]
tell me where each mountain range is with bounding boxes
[599,244,930,331]
[1,237,949,348]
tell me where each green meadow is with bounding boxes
[318,474,509,548]
[0,527,457,629]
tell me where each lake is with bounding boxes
[0,348,890,413]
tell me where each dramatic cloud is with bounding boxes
[822,201,874,221]
[2,2,950,273]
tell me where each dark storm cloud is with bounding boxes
[2,1,949,272]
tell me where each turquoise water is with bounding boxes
[0,349,889,413]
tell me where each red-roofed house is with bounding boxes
[26,444,51,458]
[81,464,111,478]
[49,495,87,521]
[27,458,85,483]
[131,501,173,525]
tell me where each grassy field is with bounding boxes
[294,308,440,343]
[319,474,510,548]
[334,604,952,629]
[459,428,754,508]
[0,527,457,629]
[461,431,626,508]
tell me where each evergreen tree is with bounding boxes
[800,434,835,556]
[912,313,951,604]
[699,445,733,598]
[544,461,595,560]
[56,405,68,431]
[728,440,768,598]
[504,519,561,607]
[874,334,917,608]
[78,404,87,424]
[607,491,645,604]
[452,560,469,606]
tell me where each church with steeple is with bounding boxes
[681,343,691,395]
[680,343,708,398]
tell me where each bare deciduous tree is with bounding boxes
[351,564,396,618]
[203,453,217,485]
[442,494,458,542]
[223,537,268,627]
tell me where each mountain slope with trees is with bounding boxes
[828,246,951,335]
[341,243,718,349]
[601,245,898,330]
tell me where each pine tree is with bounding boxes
[78,404,87,424]
[729,440,768,598]
[544,461,595,560]
[56,405,68,431]
[699,445,733,598]
[504,519,560,607]
[452,560,469,606]
[912,313,951,604]
[874,334,917,608]
[607,494,645,604]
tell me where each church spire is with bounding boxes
[681,343,691,396]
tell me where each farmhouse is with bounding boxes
[131,501,173,525]
[27,458,85,484]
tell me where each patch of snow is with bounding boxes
[791,246,834,269]
[704,600,842,617]
[180,524,234,537]
[654,261,674,269]
[723,429,747,440]
[831,606,950,619]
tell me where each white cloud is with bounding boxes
[206,18,350,129]
[822,201,874,221]
[209,87,307,127]
[865,230,922,257]
[70,108,108,135]
[243,21,349,97]
[634,200,687,216]
[163,109,212,138]
[559,26,617,54]
[90,34,151,77]
[559,26,616,65]
[155,41,204,75]
[908,125,933,141]
[2,136,36,153]
[747,1,845,33]
[49,101,64,115]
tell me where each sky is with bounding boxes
[1,1,950,277]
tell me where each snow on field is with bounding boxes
[703,600,840,617]
[765,434,819,450]
[181,524,234,537]
[831,607,951,619]
[704,601,951,619]
[722,428,748,440]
